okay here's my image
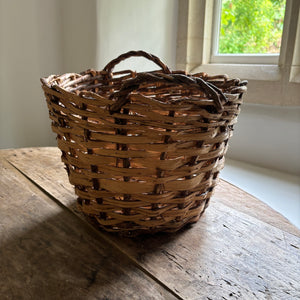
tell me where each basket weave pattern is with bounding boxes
[41,51,247,235]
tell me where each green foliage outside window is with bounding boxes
[219,0,286,54]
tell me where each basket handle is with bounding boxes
[103,50,172,75]
[109,72,227,113]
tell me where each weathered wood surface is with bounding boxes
[2,147,300,299]
[109,203,300,299]
[0,155,176,299]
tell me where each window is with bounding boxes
[176,0,300,105]
[211,0,286,64]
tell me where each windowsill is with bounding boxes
[190,63,300,106]
[220,158,300,229]
[191,63,281,81]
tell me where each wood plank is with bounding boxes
[2,148,300,299]
[106,203,300,299]
[4,147,299,237]
[0,156,177,299]
[214,179,300,237]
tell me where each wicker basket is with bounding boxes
[41,50,247,235]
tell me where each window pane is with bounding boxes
[218,0,286,54]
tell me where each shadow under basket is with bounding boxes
[41,50,247,236]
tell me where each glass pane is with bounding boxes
[218,0,286,54]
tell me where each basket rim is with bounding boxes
[40,69,247,103]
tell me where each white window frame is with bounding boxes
[176,0,300,106]
[211,0,279,65]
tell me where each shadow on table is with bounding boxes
[84,209,210,270]
[0,208,170,300]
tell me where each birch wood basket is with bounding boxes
[41,50,247,236]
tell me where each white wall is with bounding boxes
[0,0,61,148]
[0,0,98,149]
[227,104,300,175]
[96,0,178,72]
[59,0,98,73]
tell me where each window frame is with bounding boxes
[210,0,282,65]
[176,0,300,106]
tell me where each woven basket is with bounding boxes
[41,50,247,235]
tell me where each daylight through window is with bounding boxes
[218,0,286,54]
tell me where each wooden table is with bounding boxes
[1,147,299,300]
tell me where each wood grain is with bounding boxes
[214,180,300,237]
[2,147,300,299]
[0,155,177,300]
[106,203,300,299]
